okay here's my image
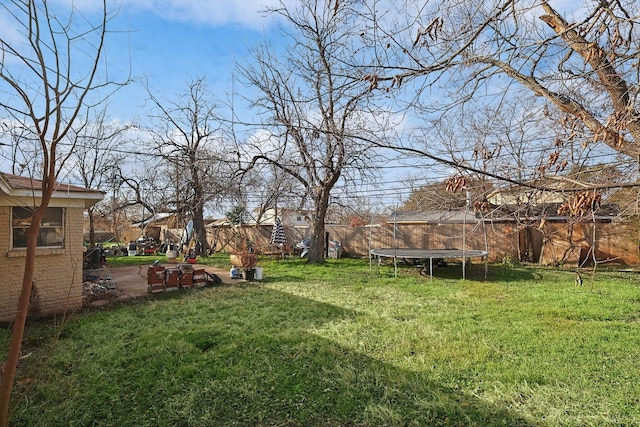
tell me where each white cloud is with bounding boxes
[46,0,297,29]
[119,0,298,29]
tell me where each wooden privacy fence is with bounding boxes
[206,219,639,266]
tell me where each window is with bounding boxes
[12,207,65,249]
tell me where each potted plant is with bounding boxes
[226,206,259,279]
[229,241,257,280]
[239,249,258,280]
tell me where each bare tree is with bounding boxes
[0,121,40,176]
[237,0,379,263]
[112,161,171,234]
[0,1,126,424]
[65,107,128,246]
[145,77,234,255]
[241,162,301,225]
[361,0,640,195]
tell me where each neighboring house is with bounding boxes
[388,209,478,225]
[255,207,312,227]
[134,213,177,242]
[483,184,638,265]
[0,172,104,321]
[205,207,314,254]
[486,183,567,206]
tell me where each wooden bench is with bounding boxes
[257,244,292,259]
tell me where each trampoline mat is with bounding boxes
[370,248,488,259]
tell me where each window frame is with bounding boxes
[11,206,65,249]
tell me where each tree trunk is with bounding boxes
[307,216,326,264]
[192,205,209,255]
[307,195,330,264]
[0,207,45,427]
[191,176,209,255]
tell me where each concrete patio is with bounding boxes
[87,263,243,305]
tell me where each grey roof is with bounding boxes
[388,210,478,224]
[484,203,620,222]
[388,204,621,225]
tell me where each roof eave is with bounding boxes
[0,174,12,194]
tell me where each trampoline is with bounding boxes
[370,248,488,278]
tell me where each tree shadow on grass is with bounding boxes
[15,285,539,426]
[184,288,538,425]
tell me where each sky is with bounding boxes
[0,0,421,208]
[0,0,596,209]
[89,0,292,123]
[0,0,294,130]
[31,0,581,126]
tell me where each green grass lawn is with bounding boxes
[3,258,640,426]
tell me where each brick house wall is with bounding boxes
[0,200,88,322]
[0,172,103,322]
